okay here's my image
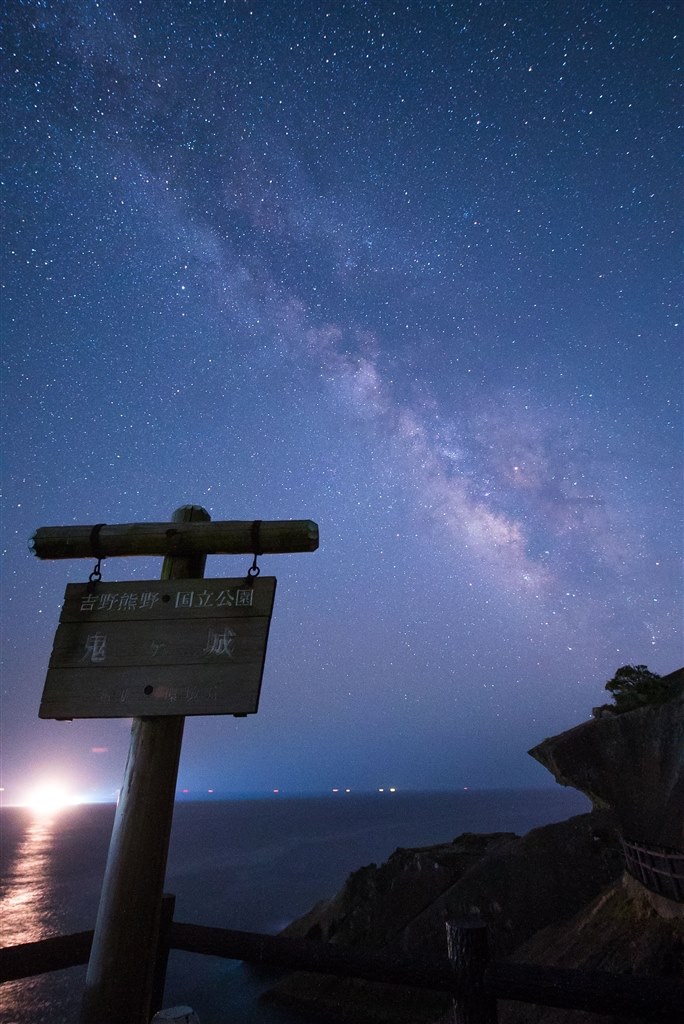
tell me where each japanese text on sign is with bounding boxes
[79,587,254,613]
[40,577,277,719]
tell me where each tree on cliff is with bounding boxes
[604,664,673,713]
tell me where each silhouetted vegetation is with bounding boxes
[604,664,681,713]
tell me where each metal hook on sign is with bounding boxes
[88,523,106,590]
[247,520,262,579]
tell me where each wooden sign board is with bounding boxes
[39,578,276,719]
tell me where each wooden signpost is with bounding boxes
[31,505,318,1024]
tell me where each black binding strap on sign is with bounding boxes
[248,520,262,577]
[88,523,106,585]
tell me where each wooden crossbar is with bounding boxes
[30,519,319,560]
[1,924,681,1022]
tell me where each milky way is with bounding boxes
[1,0,681,800]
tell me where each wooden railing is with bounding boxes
[621,838,684,902]
[1,909,682,1022]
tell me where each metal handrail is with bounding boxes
[621,837,684,902]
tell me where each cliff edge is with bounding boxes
[529,669,684,848]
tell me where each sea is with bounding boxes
[0,788,590,1024]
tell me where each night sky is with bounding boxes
[1,0,681,804]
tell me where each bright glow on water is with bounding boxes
[0,815,61,946]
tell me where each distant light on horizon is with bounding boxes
[22,783,84,815]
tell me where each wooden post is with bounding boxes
[79,505,210,1024]
[446,920,497,1024]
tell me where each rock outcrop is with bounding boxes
[394,812,621,961]
[501,876,684,1024]
[269,811,624,1022]
[267,676,684,1023]
[529,670,684,848]
[283,831,517,950]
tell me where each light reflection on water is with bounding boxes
[0,812,61,946]
[0,806,104,1024]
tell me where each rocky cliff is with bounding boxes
[269,811,626,1023]
[282,831,518,951]
[501,876,684,1024]
[267,679,684,1023]
[529,669,684,848]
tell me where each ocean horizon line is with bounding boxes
[1,783,572,809]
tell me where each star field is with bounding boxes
[1,0,681,801]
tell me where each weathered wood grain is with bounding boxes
[30,519,319,559]
[39,664,265,718]
[40,579,276,718]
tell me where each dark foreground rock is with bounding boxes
[393,812,621,961]
[266,683,683,1023]
[266,810,625,1022]
[282,831,518,951]
[500,875,684,1024]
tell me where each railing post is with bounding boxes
[445,919,497,1024]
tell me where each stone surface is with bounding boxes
[529,675,684,848]
[395,812,622,961]
[499,876,684,1024]
[283,831,517,950]
[269,812,623,1022]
